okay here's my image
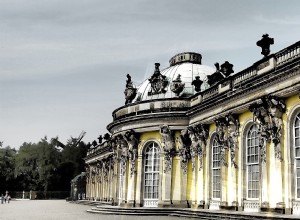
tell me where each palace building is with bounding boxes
[84,35,300,215]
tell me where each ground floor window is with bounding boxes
[143,142,160,207]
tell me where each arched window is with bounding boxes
[294,113,300,198]
[246,124,260,199]
[144,142,160,207]
[212,137,221,199]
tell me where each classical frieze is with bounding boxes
[160,125,176,173]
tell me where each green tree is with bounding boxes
[14,142,41,190]
[0,146,16,192]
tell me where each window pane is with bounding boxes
[246,125,260,199]
[293,115,300,199]
[144,142,160,200]
[211,137,222,199]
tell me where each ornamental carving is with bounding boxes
[249,96,286,162]
[96,162,102,183]
[215,118,228,167]
[148,63,168,95]
[123,130,139,177]
[215,114,239,168]
[85,166,90,181]
[225,113,240,168]
[177,129,191,174]
[187,124,209,171]
[170,74,185,96]
[102,159,109,181]
[124,74,137,104]
[160,125,176,173]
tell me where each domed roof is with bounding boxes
[134,52,215,102]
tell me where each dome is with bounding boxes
[134,52,215,102]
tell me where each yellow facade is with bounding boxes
[85,41,300,215]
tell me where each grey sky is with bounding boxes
[1,0,300,148]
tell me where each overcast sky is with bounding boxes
[1,0,300,148]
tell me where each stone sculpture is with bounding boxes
[160,125,175,173]
[148,63,168,95]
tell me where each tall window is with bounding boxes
[246,124,260,199]
[212,137,221,199]
[144,142,160,200]
[294,113,300,198]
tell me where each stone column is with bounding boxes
[127,163,136,207]
[260,148,268,208]
[269,142,283,209]
[196,158,205,208]
[177,129,191,207]
[227,155,238,208]
[160,155,172,207]
[180,165,188,206]
[121,160,128,206]
[135,155,143,207]
[220,154,228,208]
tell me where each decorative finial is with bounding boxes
[170,74,185,96]
[256,34,274,57]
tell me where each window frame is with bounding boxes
[245,124,260,200]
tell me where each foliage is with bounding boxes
[1,135,88,193]
[0,146,16,192]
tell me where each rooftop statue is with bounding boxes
[191,76,203,92]
[256,34,274,57]
[124,74,137,105]
[97,135,103,144]
[207,63,225,86]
